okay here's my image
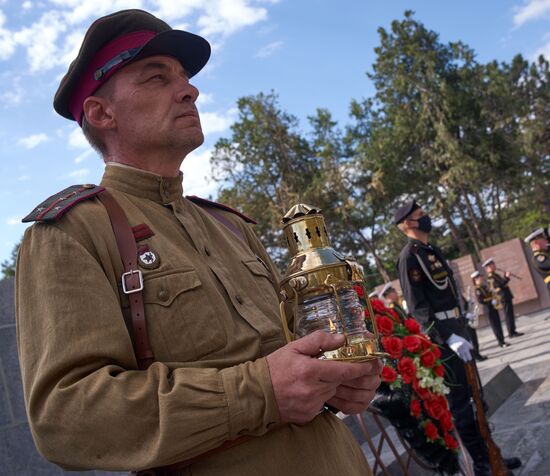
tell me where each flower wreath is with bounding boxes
[355,286,460,475]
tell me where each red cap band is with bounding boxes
[69,30,157,125]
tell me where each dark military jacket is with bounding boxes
[396,238,467,344]
[487,271,513,300]
[475,285,497,312]
[533,246,550,291]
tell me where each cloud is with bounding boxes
[67,168,90,180]
[197,0,270,37]
[68,126,90,149]
[533,38,550,59]
[200,108,237,135]
[255,40,283,58]
[18,133,49,149]
[513,0,550,27]
[74,149,94,163]
[180,147,218,198]
[0,1,279,73]
[196,92,214,106]
[0,76,24,105]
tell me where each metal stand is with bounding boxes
[355,407,475,475]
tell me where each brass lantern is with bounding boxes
[278,204,387,361]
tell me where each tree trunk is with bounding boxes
[456,200,482,258]
[433,191,469,255]
[460,187,488,247]
[354,229,391,282]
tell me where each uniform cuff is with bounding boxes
[220,358,280,439]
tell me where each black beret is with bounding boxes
[54,9,211,123]
[393,199,419,225]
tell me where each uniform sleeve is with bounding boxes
[16,224,279,472]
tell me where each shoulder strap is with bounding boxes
[22,184,105,223]
[186,195,257,224]
[97,190,154,370]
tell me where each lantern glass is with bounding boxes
[295,286,379,360]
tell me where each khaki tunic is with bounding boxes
[16,164,372,475]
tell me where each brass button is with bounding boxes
[82,184,95,189]
[235,294,243,304]
[157,289,169,302]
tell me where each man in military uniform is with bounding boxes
[394,200,520,476]
[471,271,508,348]
[525,227,550,295]
[380,283,407,322]
[15,10,381,476]
[482,258,523,339]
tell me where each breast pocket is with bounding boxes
[143,267,227,362]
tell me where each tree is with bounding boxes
[1,242,19,280]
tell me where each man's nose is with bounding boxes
[176,80,199,103]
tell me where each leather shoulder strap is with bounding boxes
[97,190,154,370]
[22,184,104,223]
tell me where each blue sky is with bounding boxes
[1,0,550,264]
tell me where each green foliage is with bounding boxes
[1,242,19,280]
[209,12,550,286]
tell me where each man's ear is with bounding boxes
[82,96,115,130]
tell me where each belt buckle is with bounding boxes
[122,269,144,294]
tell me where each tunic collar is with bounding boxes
[100,163,183,205]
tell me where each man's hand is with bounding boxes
[505,271,511,279]
[446,333,473,362]
[266,331,382,425]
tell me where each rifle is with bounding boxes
[463,360,509,476]
[496,267,522,281]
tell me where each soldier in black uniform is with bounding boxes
[471,271,508,348]
[482,258,523,339]
[525,227,550,295]
[380,283,407,322]
[394,199,520,476]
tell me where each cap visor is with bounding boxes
[132,30,210,77]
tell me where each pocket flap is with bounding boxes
[144,269,201,307]
[243,258,273,281]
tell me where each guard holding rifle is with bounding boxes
[471,271,508,348]
[395,199,521,476]
[525,227,550,295]
[482,258,523,339]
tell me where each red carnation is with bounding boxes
[431,345,442,359]
[386,309,399,323]
[381,365,398,383]
[403,335,423,354]
[420,337,433,350]
[376,315,394,336]
[397,357,417,384]
[434,364,445,378]
[381,336,403,359]
[410,399,421,418]
[413,379,432,400]
[424,396,447,420]
[444,433,459,450]
[420,349,437,368]
[439,411,454,433]
[371,298,387,313]
[404,318,420,334]
[354,285,365,298]
[424,421,439,441]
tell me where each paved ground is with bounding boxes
[476,307,550,476]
